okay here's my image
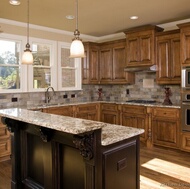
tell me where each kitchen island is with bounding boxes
[0,108,144,189]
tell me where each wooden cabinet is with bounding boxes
[100,103,120,124]
[178,22,190,65]
[0,117,11,162]
[121,105,148,143]
[156,30,181,84]
[152,107,180,149]
[180,132,190,152]
[75,103,99,121]
[82,42,100,84]
[82,40,134,85]
[124,25,163,67]
[99,40,135,84]
[43,105,74,117]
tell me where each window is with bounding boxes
[0,34,26,93]
[58,42,81,91]
[28,38,57,92]
[0,34,82,93]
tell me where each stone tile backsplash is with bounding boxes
[0,72,181,108]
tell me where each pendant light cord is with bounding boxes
[76,0,78,31]
[27,0,29,44]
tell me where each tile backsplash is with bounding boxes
[0,72,181,109]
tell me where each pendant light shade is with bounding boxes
[22,44,33,64]
[22,0,33,64]
[9,0,21,5]
[70,0,85,58]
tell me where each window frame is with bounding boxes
[27,37,57,92]
[57,42,82,91]
[0,33,27,93]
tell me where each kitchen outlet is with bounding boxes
[12,97,18,102]
[71,94,75,98]
[126,89,130,95]
[63,94,68,99]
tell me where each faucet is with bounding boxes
[45,86,55,104]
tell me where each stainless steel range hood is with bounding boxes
[124,65,157,72]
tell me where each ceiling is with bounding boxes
[1,0,190,37]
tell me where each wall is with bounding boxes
[0,72,181,109]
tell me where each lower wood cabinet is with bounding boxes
[100,103,120,124]
[43,105,74,117]
[121,105,148,144]
[75,103,99,121]
[0,116,11,162]
[180,132,190,152]
[152,107,180,149]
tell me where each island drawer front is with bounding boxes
[101,103,118,111]
[152,108,179,119]
[122,105,146,114]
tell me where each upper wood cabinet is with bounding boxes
[124,25,163,67]
[82,40,135,85]
[178,22,190,65]
[99,40,135,84]
[156,30,181,84]
[82,42,100,84]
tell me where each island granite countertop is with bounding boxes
[0,108,144,146]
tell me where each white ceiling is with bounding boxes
[1,0,190,37]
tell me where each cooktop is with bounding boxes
[126,100,157,104]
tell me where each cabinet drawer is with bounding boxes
[43,106,73,116]
[152,108,179,119]
[76,104,98,112]
[122,105,146,114]
[101,103,118,111]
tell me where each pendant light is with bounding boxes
[9,0,21,5]
[22,0,33,64]
[70,0,85,58]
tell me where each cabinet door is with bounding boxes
[81,48,89,84]
[156,31,180,84]
[171,37,180,83]
[126,36,139,66]
[139,34,153,64]
[180,132,190,152]
[153,119,179,148]
[89,47,100,84]
[122,113,136,128]
[112,43,134,84]
[156,39,171,82]
[99,47,113,83]
[101,111,119,124]
[180,30,190,65]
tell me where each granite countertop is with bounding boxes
[0,108,144,146]
[28,100,181,110]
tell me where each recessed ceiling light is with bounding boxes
[66,15,75,20]
[9,0,21,5]
[130,16,138,20]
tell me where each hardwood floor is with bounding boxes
[0,145,190,189]
[140,145,190,189]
